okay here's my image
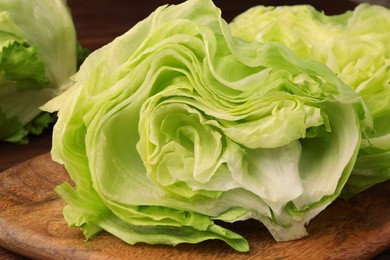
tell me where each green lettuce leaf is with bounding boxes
[43,0,367,252]
[230,3,390,198]
[0,0,78,143]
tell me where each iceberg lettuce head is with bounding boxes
[43,0,368,252]
[0,0,77,143]
[230,3,390,198]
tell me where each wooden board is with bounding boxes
[0,153,389,259]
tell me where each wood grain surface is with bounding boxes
[0,153,389,259]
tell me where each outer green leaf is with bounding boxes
[0,0,77,143]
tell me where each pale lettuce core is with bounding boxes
[230,3,390,197]
[0,0,77,143]
[43,0,366,252]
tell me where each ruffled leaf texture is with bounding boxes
[43,0,366,252]
[230,3,390,198]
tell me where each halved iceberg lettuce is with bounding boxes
[43,0,368,251]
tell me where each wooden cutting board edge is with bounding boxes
[1,153,390,259]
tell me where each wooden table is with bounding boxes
[0,0,388,259]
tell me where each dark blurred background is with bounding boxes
[66,0,369,51]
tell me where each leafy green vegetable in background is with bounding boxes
[43,0,370,251]
[230,3,390,198]
[0,0,78,143]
